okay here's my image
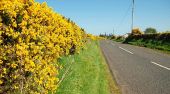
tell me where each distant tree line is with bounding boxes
[99,33,115,39]
[99,27,170,42]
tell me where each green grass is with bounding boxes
[56,40,120,94]
[127,39,170,54]
[124,33,170,53]
[112,39,124,43]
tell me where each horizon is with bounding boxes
[36,0,170,35]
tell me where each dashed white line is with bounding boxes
[119,47,134,54]
[151,61,170,71]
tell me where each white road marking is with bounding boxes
[151,61,170,71]
[119,47,134,54]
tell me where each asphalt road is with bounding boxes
[100,40,170,94]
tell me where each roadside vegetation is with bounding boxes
[0,0,101,93]
[113,36,125,42]
[124,33,170,51]
[56,40,120,94]
[99,34,125,42]
[124,28,170,52]
[100,27,170,52]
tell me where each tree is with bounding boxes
[165,31,170,33]
[111,34,116,39]
[144,27,157,34]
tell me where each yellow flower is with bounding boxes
[30,60,35,67]
[11,63,17,68]
[37,80,42,85]
[3,68,7,74]
[18,37,22,43]
[0,0,86,93]
[14,85,19,89]
[0,80,3,85]
[16,51,22,56]
[13,75,17,79]
[0,60,3,64]
[9,28,13,33]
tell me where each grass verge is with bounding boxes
[124,34,170,54]
[56,40,120,94]
[126,39,170,54]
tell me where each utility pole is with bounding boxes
[131,0,135,32]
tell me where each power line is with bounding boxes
[116,1,133,32]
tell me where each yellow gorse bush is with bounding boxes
[131,28,143,35]
[87,34,105,40]
[0,0,86,93]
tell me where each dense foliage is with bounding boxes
[131,28,143,35]
[115,36,125,42]
[124,33,170,51]
[0,0,86,93]
[144,27,157,34]
[125,33,170,43]
[99,33,114,39]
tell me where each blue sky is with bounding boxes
[36,0,170,35]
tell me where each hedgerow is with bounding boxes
[124,33,170,43]
[124,33,170,51]
[0,0,86,93]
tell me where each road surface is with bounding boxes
[100,40,170,94]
